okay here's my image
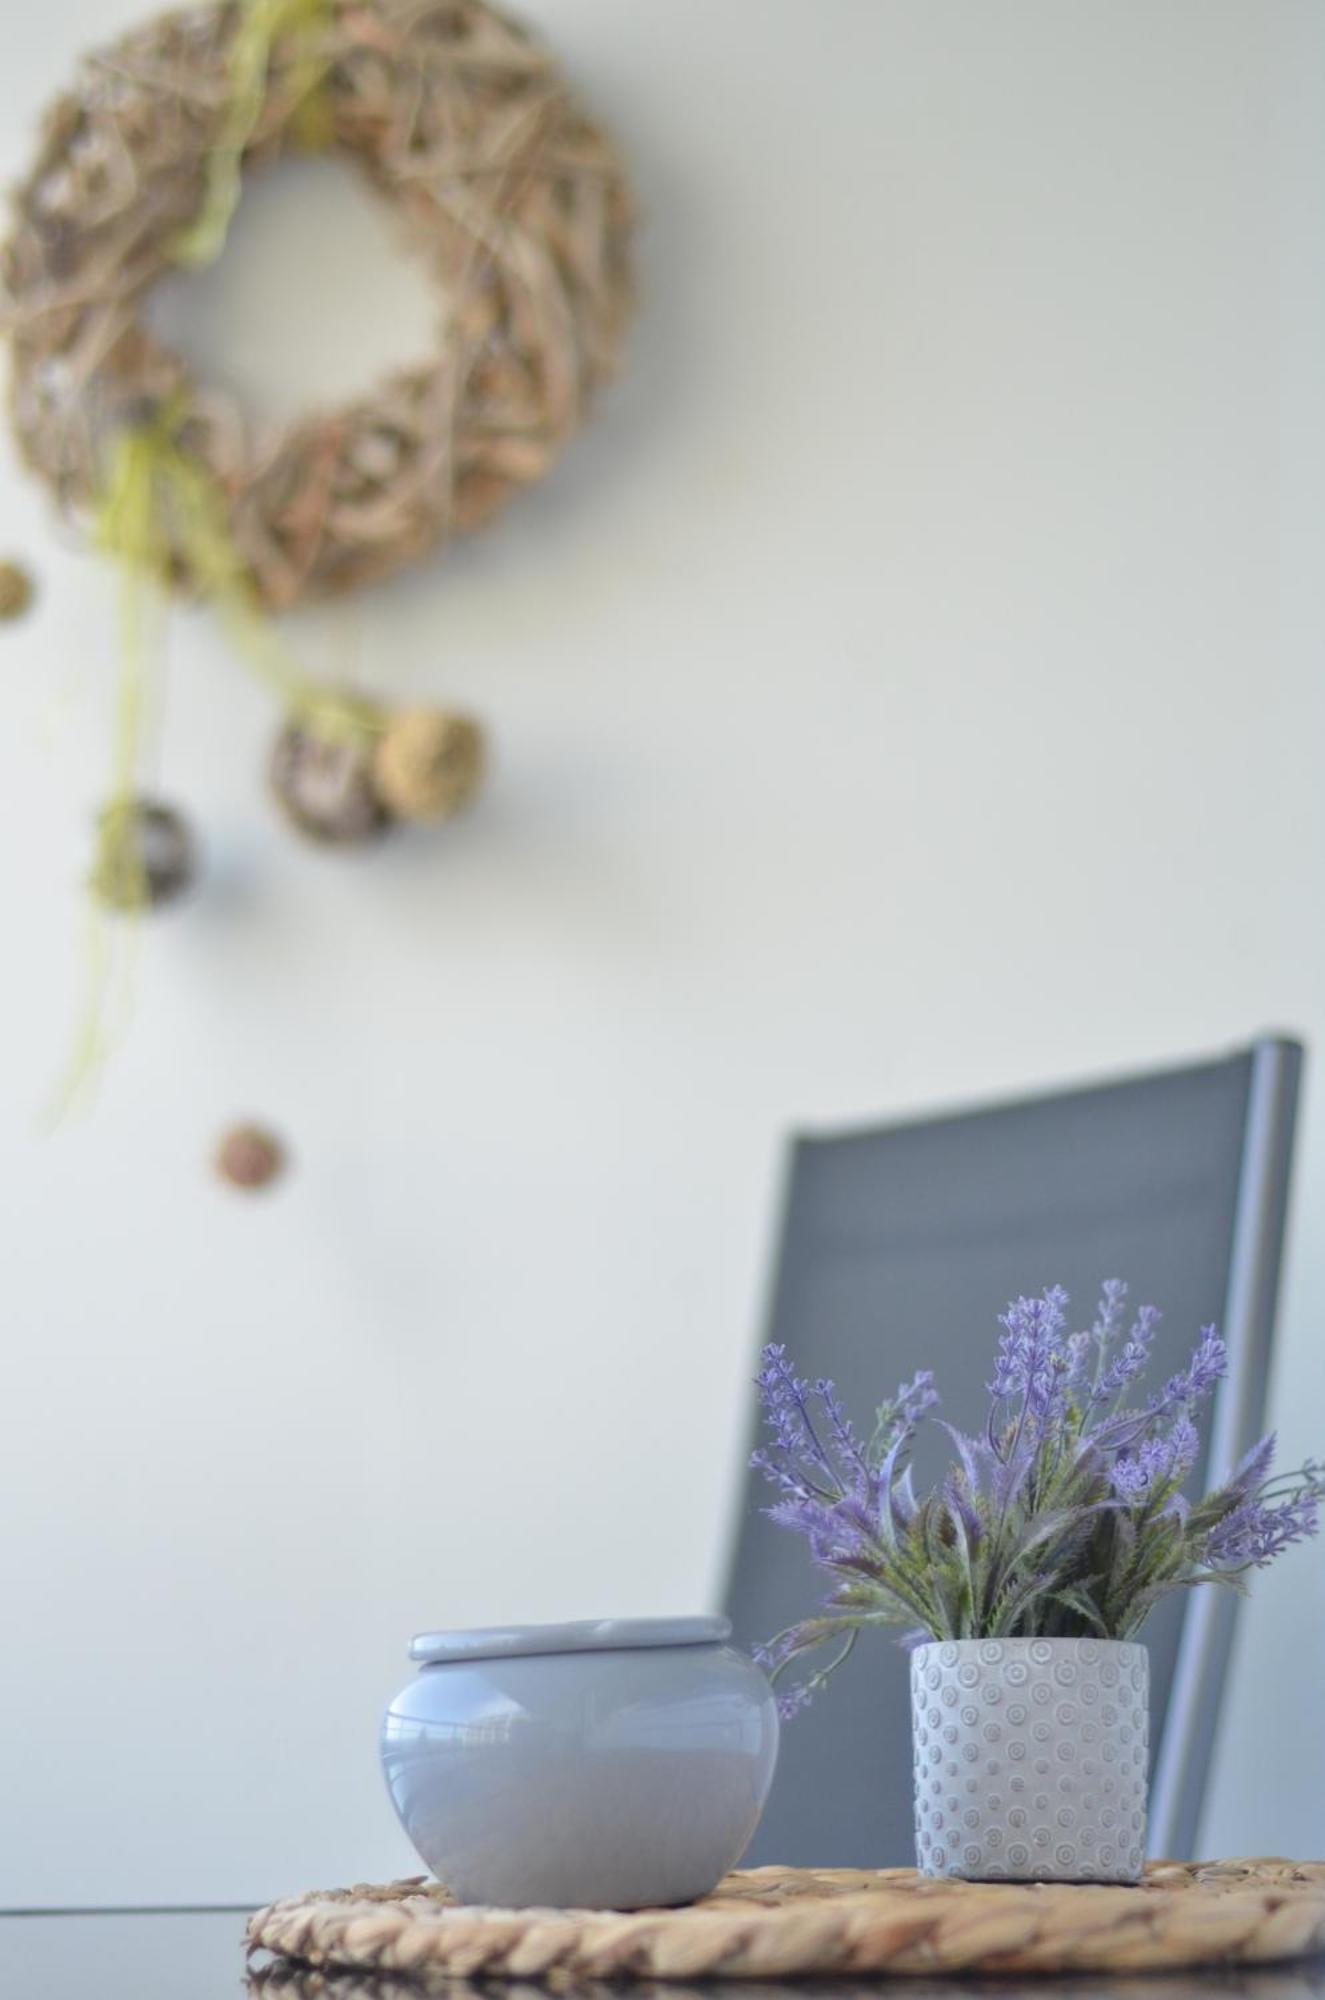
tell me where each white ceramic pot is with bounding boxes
[382,1616,779,1908]
[911,1637,1148,1882]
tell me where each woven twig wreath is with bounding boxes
[2,0,634,610]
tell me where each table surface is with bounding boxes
[4,1910,1325,2000]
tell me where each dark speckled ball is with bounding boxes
[270,721,390,846]
[89,797,197,910]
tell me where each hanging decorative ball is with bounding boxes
[372,708,486,824]
[215,1122,286,1191]
[0,560,33,621]
[270,720,391,846]
[89,796,197,911]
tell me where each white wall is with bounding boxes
[1,0,1322,1905]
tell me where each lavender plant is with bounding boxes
[752,1281,1324,1719]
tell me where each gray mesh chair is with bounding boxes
[725,1038,1302,1866]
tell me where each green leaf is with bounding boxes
[1047,1585,1109,1635]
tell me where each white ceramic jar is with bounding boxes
[382,1615,779,1909]
[911,1637,1148,1882]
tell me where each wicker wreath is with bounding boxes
[2,0,634,611]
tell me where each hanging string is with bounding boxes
[48,425,168,1117]
[98,399,382,742]
[50,398,378,1118]
[173,0,335,270]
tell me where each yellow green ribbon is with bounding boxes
[52,401,375,1119]
[173,0,336,270]
[48,426,164,1115]
[96,400,378,742]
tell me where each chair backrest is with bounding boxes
[724,1038,1302,1866]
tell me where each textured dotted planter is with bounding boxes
[911,1637,1148,1882]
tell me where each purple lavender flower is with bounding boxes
[1093,1279,1131,1347]
[1197,1443,1325,1571]
[754,1344,902,1566]
[754,1345,834,1480]
[1166,1411,1200,1480]
[899,1369,940,1424]
[1093,1319,1228,1460]
[772,1682,815,1721]
[1064,1279,1130,1389]
[1205,1484,1322,1568]
[750,1283,1322,1718]
[814,1376,870,1477]
[989,1286,1069,1406]
[1222,1431,1278,1500]
[1110,1412,1199,1501]
[1110,1449,1154,1500]
[1159,1324,1228,1411]
[1064,1329,1093,1385]
[1091,1302,1162,1405]
[869,1369,940,1456]
[751,1633,798,1675]
[986,1286,1081,1466]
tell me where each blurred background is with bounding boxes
[0,0,1322,1905]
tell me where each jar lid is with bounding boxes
[409,1615,731,1666]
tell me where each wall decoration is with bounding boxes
[0,0,633,1102]
[269,701,486,842]
[215,1122,287,1190]
[89,799,198,911]
[270,714,391,846]
[372,708,486,825]
[4,0,634,612]
[0,560,34,621]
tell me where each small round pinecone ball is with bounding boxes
[89,797,197,911]
[270,720,390,845]
[215,1123,285,1191]
[0,560,34,621]
[372,707,486,824]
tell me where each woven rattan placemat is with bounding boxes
[247,1859,1325,1981]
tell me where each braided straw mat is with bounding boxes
[247,1860,1325,1981]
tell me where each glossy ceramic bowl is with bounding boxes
[381,1615,779,1909]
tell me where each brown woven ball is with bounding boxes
[2,0,634,611]
[270,719,390,845]
[215,1122,285,1190]
[372,707,485,823]
[89,797,197,910]
[0,560,33,620]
